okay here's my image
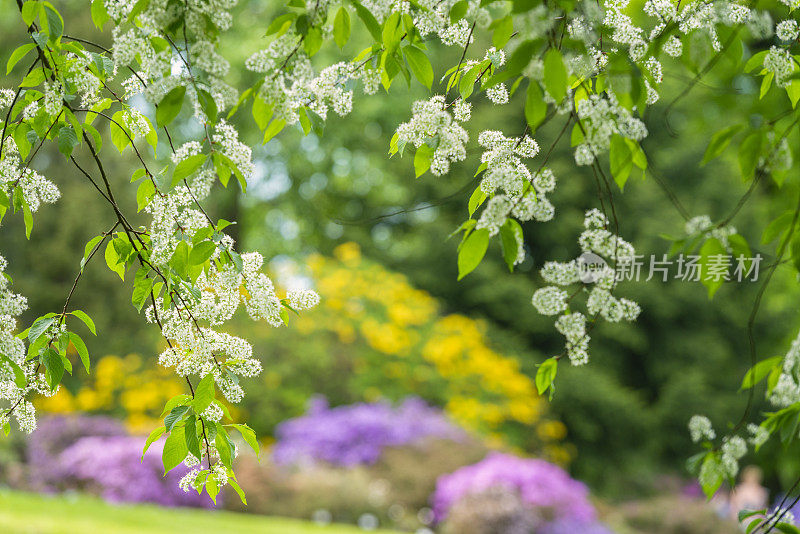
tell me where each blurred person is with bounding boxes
[728,466,768,522]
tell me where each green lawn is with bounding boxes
[0,490,395,533]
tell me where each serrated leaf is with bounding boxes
[67,331,90,374]
[142,426,166,459]
[164,405,190,432]
[404,46,433,89]
[7,43,36,74]
[535,357,558,396]
[543,48,568,103]
[333,7,351,48]
[162,425,188,474]
[702,124,744,166]
[457,228,489,280]
[156,86,186,127]
[191,373,215,414]
[69,310,96,335]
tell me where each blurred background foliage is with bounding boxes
[1,0,800,504]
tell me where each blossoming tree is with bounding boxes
[0,0,799,527]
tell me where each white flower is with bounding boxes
[688,415,716,442]
[532,286,569,316]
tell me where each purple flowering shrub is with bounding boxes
[27,415,127,491]
[272,396,467,466]
[26,415,210,508]
[433,452,611,533]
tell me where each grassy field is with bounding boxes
[0,490,395,534]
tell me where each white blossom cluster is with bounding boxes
[359,0,490,47]
[0,256,58,433]
[108,0,239,119]
[473,131,557,247]
[764,45,797,87]
[776,19,799,41]
[574,94,648,166]
[0,139,61,213]
[688,415,716,442]
[146,249,320,404]
[684,215,738,250]
[246,36,371,125]
[396,96,469,175]
[768,330,800,408]
[532,210,640,366]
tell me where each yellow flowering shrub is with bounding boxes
[244,243,567,457]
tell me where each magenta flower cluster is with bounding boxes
[272,396,467,466]
[432,452,602,528]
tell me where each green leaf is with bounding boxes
[741,356,782,390]
[499,219,523,272]
[21,1,41,26]
[142,426,166,459]
[457,228,490,280]
[28,316,55,344]
[543,48,568,103]
[164,405,190,432]
[162,425,188,474]
[353,1,381,42]
[228,423,259,457]
[90,0,109,29]
[41,347,64,390]
[228,477,247,505]
[69,310,96,335]
[184,415,201,461]
[109,117,130,153]
[23,205,33,239]
[738,131,763,181]
[535,357,558,396]
[214,423,234,469]
[131,269,154,312]
[67,331,90,374]
[189,241,216,265]
[609,134,633,190]
[191,373,215,414]
[525,82,546,131]
[170,240,190,279]
[744,50,767,73]
[105,240,125,280]
[172,154,206,187]
[449,0,468,22]
[196,88,217,121]
[382,12,402,54]
[404,46,434,90]
[468,187,486,218]
[7,43,36,74]
[20,68,45,88]
[492,16,513,48]
[459,64,481,99]
[701,124,743,166]
[262,119,285,144]
[160,394,192,417]
[156,86,186,127]
[42,5,63,42]
[699,237,727,299]
[57,126,79,157]
[136,179,156,212]
[1,354,27,388]
[414,145,432,177]
[700,455,723,499]
[333,7,351,49]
